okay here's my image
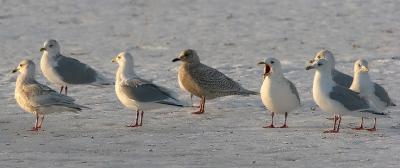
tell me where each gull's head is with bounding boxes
[306,58,330,71]
[257,57,282,77]
[40,39,60,54]
[12,59,35,74]
[354,59,369,74]
[172,49,200,64]
[309,50,335,69]
[112,52,133,66]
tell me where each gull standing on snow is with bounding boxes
[112,52,184,127]
[172,49,258,114]
[350,59,394,131]
[306,59,386,133]
[310,50,395,105]
[13,59,86,131]
[258,58,300,128]
[40,39,111,95]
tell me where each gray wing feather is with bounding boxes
[287,80,300,103]
[24,82,83,109]
[374,83,394,106]
[329,86,370,111]
[332,70,353,88]
[121,79,180,104]
[55,55,98,84]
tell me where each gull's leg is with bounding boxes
[352,117,364,130]
[127,110,140,127]
[37,115,45,129]
[59,86,64,94]
[366,118,377,132]
[30,113,39,131]
[191,94,200,108]
[263,112,275,128]
[280,112,288,128]
[193,97,205,114]
[324,115,338,133]
[65,86,68,95]
[139,110,144,126]
[336,115,342,132]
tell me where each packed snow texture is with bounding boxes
[0,0,399,167]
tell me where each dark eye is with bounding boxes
[317,56,321,59]
[358,64,361,67]
[49,44,53,48]
[19,64,22,67]
[318,63,323,66]
[271,61,275,64]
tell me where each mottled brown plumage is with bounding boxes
[173,49,257,114]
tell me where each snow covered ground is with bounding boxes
[1,0,399,167]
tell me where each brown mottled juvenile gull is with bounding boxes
[112,52,184,127]
[172,49,258,114]
[40,39,111,95]
[12,59,87,131]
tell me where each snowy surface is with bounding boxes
[1,0,400,167]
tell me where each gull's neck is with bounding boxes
[41,51,61,63]
[116,61,138,82]
[313,68,335,95]
[16,71,36,86]
[350,72,372,96]
[267,71,285,81]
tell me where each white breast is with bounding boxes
[40,54,66,85]
[260,77,299,114]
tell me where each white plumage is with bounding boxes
[258,58,300,128]
[13,59,86,131]
[112,52,184,127]
[306,59,386,133]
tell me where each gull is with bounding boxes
[310,50,395,103]
[258,58,300,128]
[172,49,258,114]
[350,59,393,131]
[310,50,353,87]
[13,59,86,131]
[40,39,111,95]
[112,52,184,127]
[306,59,386,133]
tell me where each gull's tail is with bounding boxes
[360,109,389,118]
[238,89,259,96]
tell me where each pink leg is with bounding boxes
[37,115,45,128]
[263,112,275,128]
[366,118,377,132]
[193,97,206,114]
[127,110,140,127]
[279,112,288,128]
[336,116,342,132]
[139,110,144,126]
[324,115,339,133]
[352,117,364,130]
[30,113,40,131]
[59,86,64,94]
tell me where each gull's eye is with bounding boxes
[19,64,23,67]
[270,61,275,64]
[317,63,323,66]
[117,56,121,59]
[317,56,321,59]
[358,64,361,67]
